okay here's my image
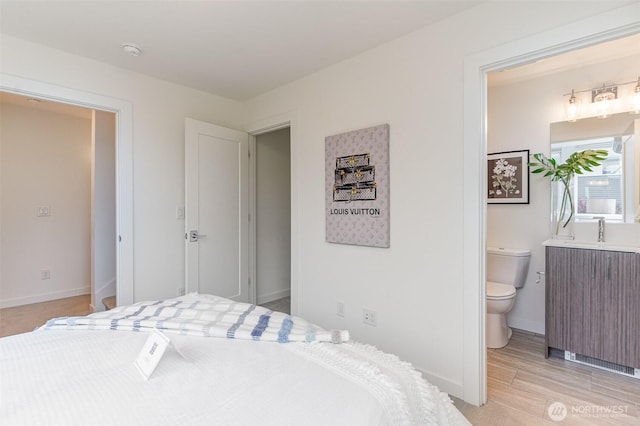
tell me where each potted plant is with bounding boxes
[528,149,608,238]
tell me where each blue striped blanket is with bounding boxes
[40,293,349,344]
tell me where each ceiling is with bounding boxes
[2,1,637,105]
[0,91,94,119]
[489,32,640,87]
[0,0,482,101]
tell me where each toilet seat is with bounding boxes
[487,281,516,300]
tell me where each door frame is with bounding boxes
[0,74,134,306]
[462,6,640,405]
[246,112,297,313]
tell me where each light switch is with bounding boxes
[176,206,185,220]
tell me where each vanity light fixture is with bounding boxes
[563,75,639,121]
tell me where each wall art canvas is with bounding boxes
[325,124,390,247]
[487,149,529,204]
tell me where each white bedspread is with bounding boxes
[0,294,470,426]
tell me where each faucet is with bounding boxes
[594,216,605,242]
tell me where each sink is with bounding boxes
[543,239,640,253]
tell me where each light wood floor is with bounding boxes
[453,328,640,425]
[259,296,290,315]
[0,295,91,338]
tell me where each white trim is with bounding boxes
[248,135,258,305]
[0,73,135,306]
[256,288,291,305]
[418,368,463,400]
[463,4,640,406]
[246,112,294,135]
[0,287,90,309]
[246,111,298,315]
[95,277,117,296]
[507,319,544,336]
[94,277,117,313]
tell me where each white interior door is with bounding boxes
[185,118,249,302]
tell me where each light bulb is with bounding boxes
[596,98,611,118]
[631,77,640,114]
[592,84,617,119]
[566,90,577,122]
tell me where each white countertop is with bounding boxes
[543,239,640,253]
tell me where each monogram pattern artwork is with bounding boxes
[325,124,390,248]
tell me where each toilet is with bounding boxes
[486,246,531,348]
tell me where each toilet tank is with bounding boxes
[487,247,531,288]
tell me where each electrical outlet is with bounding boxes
[177,287,185,296]
[363,308,377,326]
[337,301,345,317]
[41,269,51,280]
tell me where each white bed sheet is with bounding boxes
[0,296,470,426]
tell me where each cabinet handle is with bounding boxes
[607,256,611,280]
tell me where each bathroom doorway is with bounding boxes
[467,15,640,405]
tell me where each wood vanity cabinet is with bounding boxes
[545,246,640,369]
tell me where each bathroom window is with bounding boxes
[551,137,624,222]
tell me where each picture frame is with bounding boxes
[325,124,390,248]
[487,149,529,204]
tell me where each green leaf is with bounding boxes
[527,149,608,182]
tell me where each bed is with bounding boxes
[0,293,470,425]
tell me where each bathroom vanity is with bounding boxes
[544,240,640,371]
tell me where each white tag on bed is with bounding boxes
[135,329,170,380]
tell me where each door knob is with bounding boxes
[189,230,207,242]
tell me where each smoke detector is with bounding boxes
[121,43,142,57]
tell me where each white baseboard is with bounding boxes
[96,277,116,296]
[507,316,544,335]
[417,366,464,401]
[94,277,117,312]
[0,286,90,309]
[257,288,290,305]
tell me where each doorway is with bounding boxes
[254,127,291,313]
[0,92,116,312]
[0,73,133,309]
[463,10,640,405]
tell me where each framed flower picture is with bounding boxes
[487,150,529,204]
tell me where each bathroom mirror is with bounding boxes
[550,113,640,223]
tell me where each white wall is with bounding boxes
[488,54,640,334]
[0,34,245,302]
[0,0,634,402]
[244,1,633,396]
[92,110,116,312]
[256,128,291,304]
[1,103,91,307]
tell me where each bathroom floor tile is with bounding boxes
[456,329,640,425]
